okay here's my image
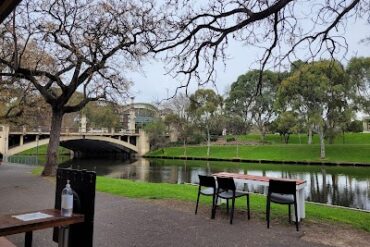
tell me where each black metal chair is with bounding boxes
[195,175,217,219]
[215,176,250,224]
[266,179,299,231]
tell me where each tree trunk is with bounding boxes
[319,125,325,159]
[308,125,313,144]
[260,125,266,142]
[206,124,210,157]
[42,109,64,176]
[236,136,239,158]
[183,138,187,156]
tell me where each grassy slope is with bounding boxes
[148,144,370,163]
[10,145,71,165]
[16,145,70,155]
[238,132,370,145]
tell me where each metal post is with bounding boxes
[25,231,33,247]
[36,133,39,165]
[58,226,69,247]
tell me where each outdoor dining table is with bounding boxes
[0,209,84,247]
[213,172,307,222]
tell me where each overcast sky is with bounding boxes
[128,17,370,104]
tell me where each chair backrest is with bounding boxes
[216,177,236,191]
[198,175,216,188]
[268,179,296,195]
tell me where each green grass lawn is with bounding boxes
[16,145,71,155]
[9,145,71,165]
[31,167,370,231]
[237,132,370,144]
[97,177,370,232]
[148,144,370,163]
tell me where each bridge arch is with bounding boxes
[6,136,139,157]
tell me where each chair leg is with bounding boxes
[294,200,299,231]
[195,190,200,215]
[288,204,291,223]
[213,195,218,219]
[211,194,216,219]
[246,194,250,220]
[230,198,235,224]
[226,199,229,214]
[266,197,271,229]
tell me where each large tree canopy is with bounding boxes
[0,0,161,175]
[154,0,369,93]
[225,70,285,140]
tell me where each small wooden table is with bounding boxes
[213,172,307,222]
[0,209,84,247]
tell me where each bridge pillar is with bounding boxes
[19,135,24,146]
[0,125,9,159]
[80,114,87,132]
[128,97,136,133]
[137,129,149,156]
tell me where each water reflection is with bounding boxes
[60,158,370,210]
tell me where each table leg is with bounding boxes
[292,188,305,222]
[25,231,32,247]
[58,226,69,247]
[299,188,305,219]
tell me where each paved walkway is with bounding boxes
[0,164,327,247]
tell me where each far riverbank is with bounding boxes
[145,144,370,166]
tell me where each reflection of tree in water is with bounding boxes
[330,175,355,208]
[308,169,329,203]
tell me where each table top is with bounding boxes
[0,209,84,236]
[213,172,306,185]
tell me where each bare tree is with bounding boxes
[153,0,369,94]
[0,0,160,175]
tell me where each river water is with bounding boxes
[59,157,370,211]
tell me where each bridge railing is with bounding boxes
[4,155,39,165]
[9,126,140,135]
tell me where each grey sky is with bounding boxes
[128,16,370,104]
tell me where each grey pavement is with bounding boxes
[0,163,326,247]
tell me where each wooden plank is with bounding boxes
[0,209,84,237]
[213,172,306,185]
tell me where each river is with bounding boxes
[58,157,370,211]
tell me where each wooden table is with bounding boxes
[213,172,307,222]
[0,209,84,247]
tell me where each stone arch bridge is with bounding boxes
[0,125,149,161]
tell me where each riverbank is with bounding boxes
[31,166,370,232]
[145,144,370,166]
[7,164,370,247]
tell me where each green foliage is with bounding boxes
[226,136,236,142]
[83,102,121,129]
[144,118,168,150]
[188,89,222,120]
[346,120,363,133]
[347,57,370,115]
[225,70,286,139]
[271,111,299,144]
[224,114,250,135]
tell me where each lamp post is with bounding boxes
[36,107,40,165]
